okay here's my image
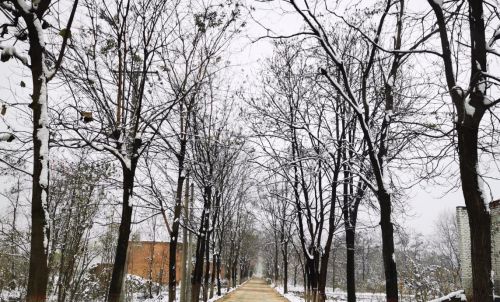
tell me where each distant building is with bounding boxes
[126,241,184,284]
[125,241,226,284]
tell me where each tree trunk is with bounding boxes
[180,177,190,302]
[215,218,224,296]
[26,21,50,302]
[191,233,205,302]
[210,253,216,298]
[274,239,279,284]
[233,241,240,287]
[345,227,356,302]
[147,240,155,299]
[461,2,492,301]
[216,254,222,296]
[190,185,212,302]
[362,244,366,282]
[203,229,211,301]
[331,249,335,290]
[57,237,77,302]
[317,253,329,302]
[10,183,19,295]
[232,260,238,288]
[282,242,288,294]
[428,0,493,299]
[107,168,135,302]
[293,265,297,287]
[239,262,243,284]
[185,236,193,302]
[185,184,194,302]
[379,190,398,302]
[56,209,70,302]
[169,171,186,302]
[302,266,307,302]
[305,255,319,302]
[226,257,232,291]
[458,119,492,302]
[157,248,167,294]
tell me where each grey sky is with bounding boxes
[1,0,499,238]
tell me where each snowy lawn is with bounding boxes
[274,285,418,302]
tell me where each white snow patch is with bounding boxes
[477,81,486,94]
[1,46,28,65]
[351,104,362,115]
[0,132,13,141]
[124,158,132,170]
[428,290,466,302]
[33,16,46,48]
[477,164,489,209]
[38,126,49,188]
[484,96,493,105]
[1,46,15,57]
[432,0,443,8]
[384,110,393,122]
[381,162,393,194]
[452,86,464,97]
[275,285,411,302]
[464,97,475,116]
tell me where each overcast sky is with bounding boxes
[1,0,499,238]
[231,0,500,235]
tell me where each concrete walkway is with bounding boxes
[218,279,289,302]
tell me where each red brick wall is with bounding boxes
[126,241,227,285]
[126,241,184,284]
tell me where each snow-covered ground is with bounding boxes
[275,285,416,302]
[131,279,248,302]
[427,290,466,302]
[207,282,243,302]
[128,275,246,302]
[1,289,22,302]
[0,274,241,302]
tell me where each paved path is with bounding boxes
[218,279,289,302]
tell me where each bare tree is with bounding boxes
[0,173,29,300]
[434,210,460,286]
[260,1,430,300]
[46,151,109,302]
[0,1,78,300]
[59,0,172,300]
[189,93,246,301]
[248,40,348,301]
[426,1,500,300]
[259,176,295,293]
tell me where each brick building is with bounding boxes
[125,241,226,285]
[456,207,473,297]
[126,241,184,284]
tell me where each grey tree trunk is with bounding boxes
[107,167,135,302]
[180,177,191,302]
[26,21,49,301]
